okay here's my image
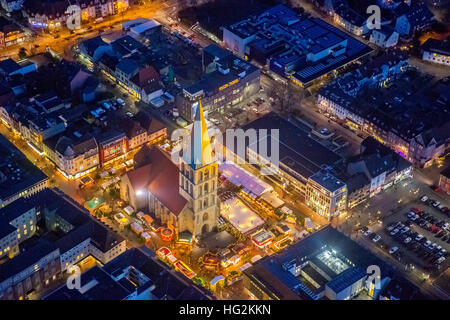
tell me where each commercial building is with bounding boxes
[177,44,260,121]
[306,169,347,220]
[394,3,434,37]
[0,17,25,48]
[0,58,36,77]
[44,133,99,180]
[96,129,128,164]
[318,53,450,167]
[44,247,214,300]
[80,35,166,103]
[40,109,166,179]
[79,36,114,64]
[243,225,419,300]
[333,5,369,36]
[421,38,450,66]
[127,19,162,43]
[369,25,399,48]
[0,135,48,208]
[229,112,346,220]
[223,4,372,87]
[439,167,450,195]
[0,188,126,300]
[22,0,129,30]
[345,137,412,202]
[0,198,38,260]
[342,173,370,209]
[9,102,67,154]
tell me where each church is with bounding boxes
[119,101,219,239]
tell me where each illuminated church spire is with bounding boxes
[187,100,214,168]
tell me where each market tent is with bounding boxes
[219,163,272,197]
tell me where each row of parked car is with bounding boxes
[407,207,450,243]
[386,216,447,270]
[421,196,449,216]
[361,227,402,261]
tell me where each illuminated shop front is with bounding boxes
[99,134,129,163]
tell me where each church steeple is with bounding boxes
[186,100,215,169]
[178,100,219,236]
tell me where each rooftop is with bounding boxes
[309,170,346,193]
[128,146,187,216]
[44,266,131,300]
[0,135,47,202]
[220,197,265,234]
[421,38,450,56]
[226,4,372,84]
[102,248,214,300]
[240,112,343,180]
[244,225,397,300]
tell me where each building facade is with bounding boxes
[306,170,348,220]
[177,45,260,121]
[23,0,129,30]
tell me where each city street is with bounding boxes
[0,0,176,60]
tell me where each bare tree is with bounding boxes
[268,81,304,115]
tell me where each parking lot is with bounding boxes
[362,196,450,275]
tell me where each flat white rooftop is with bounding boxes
[220,197,265,234]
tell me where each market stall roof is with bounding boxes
[141,232,151,240]
[251,255,262,263]
[220,197,265,234]
[260,192,285,209]
[136,211,145,219]
[239,262,253,273]
[123,206,134,215]
[178,230,193,243]
[219,163,272,197]
[210,275,225,286]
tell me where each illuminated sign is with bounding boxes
[219,78,239,91]
[273,61,282,68]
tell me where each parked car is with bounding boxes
[404,237,412,244]
[372,235,381,243]
[411,207,422,214]
[390,228,399,236]
[389,246,399,254]
[432,201,441,208]
[415,234,424,241]
[364,229,372,236]
[400,226,410,233]
[436,257,446,264]
[421,196,428,202]
[117,98,126,106]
